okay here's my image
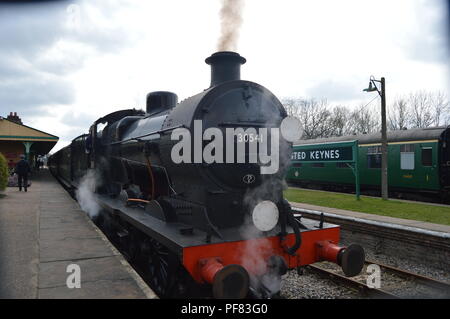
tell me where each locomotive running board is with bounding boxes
[95,194,341,257]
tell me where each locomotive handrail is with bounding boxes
[218,121,270,127]
[108,124,186,145]
[282,201,302,255]
[145,156,156,200]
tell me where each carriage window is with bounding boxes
[400,144,415,152]
[292,163,303,167]
[400,144,415,170]
[422,148,432,166]
[400,153,415,170]
[367,146,381,169]
[312,163,324,168]
[336,162,350,168]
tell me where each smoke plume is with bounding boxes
[76,169,101,218]
[217,0,245,51]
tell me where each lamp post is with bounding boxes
[364,76,388,200]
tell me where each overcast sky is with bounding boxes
[0,0,449,152]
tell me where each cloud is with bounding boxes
[0,3,66,58]
[0,55,30,79]
[305,79,365,104]
[403,0,449,64]
[33,42,90,76]
[60,110,97,129]
[0,0,137,118]
[1,0,448,154]
[0,78,74,113]
[0,55,75,117]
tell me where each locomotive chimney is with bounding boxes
[205,51,246,87]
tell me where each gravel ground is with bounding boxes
[340,238,450,284]
[280,267,363,299]
[280,239,450,299]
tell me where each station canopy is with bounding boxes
[0,113,59,157]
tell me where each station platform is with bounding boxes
[289,201,450,234]
[0,169,156,299]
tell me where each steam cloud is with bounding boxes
[237,102,294,297]
[217,0,245,51]
[76,169,101,218]
[239,221,283,297]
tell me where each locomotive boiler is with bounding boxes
[49,51,365,298]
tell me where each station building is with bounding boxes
[0,112,59,171]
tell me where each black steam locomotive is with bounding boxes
[49,52,365,298]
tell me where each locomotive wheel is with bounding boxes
[141,237,178,298]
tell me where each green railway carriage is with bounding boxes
[286,127,450,202]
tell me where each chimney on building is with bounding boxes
[7,112,23,125]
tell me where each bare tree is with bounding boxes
[282,97,335,139]
[430,91,449,126]
[297,98,333,139]
[282,90,449,141]
[409,91,434,128]
[392,91,450,129]
[347,104,380,135]
[281,97,300,118]
[388,97,409,130]
[329,105,350,137]
[282,98,380,139]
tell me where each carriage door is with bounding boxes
[440,130,450,190]
[421,146,436,188]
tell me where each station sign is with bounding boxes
[289,140,360,199]
[291,141,356,163]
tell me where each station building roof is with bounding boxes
[0,114,59,155]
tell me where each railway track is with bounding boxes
[292,206,450,272]
[307,260,450,299]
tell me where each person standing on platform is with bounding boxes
[15,154,31,192]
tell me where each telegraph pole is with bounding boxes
[364,76,388,200]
